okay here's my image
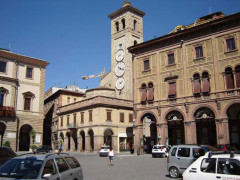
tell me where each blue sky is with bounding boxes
[1,0,240,91]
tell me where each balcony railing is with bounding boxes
[67,123,78,129]
[0,106,15,117]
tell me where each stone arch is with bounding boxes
[19,124,33,151]
[0,121,6,146]
[191,104,218,120]
[194,107,216,146]
[166,110,185,145]
[79,130,85,151]
[226,102,240,146]
[163,108,187,123]
[140,112,158,153]
[104,128,114,147]
[139,110,159,123]
[88,129,94,151]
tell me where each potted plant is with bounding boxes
[3,140,10,147]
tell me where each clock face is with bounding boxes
[115,62,126,77]
[116,77,125,90]
[115,49,124,61]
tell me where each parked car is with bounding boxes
[152,145,168,158]
[99,145,110,157]
[34,145,52,153]
[0,152,83,180]
[0,147,17,167]
[182,151,240,180]
[216,144,237,151]
[167,144,216,178]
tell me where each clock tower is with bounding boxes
[107,0,145,100]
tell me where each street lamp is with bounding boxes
[56,109,60,149]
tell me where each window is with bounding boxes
[133,20,137,30]
[143,60,150,71]
[140,84,147,104]
[195,46,203,59]
[121,18,125,29]
[81,112,84,123]
[201,158,216,173]
[119,44,122,49]
[74,98,76,103]
[235,66,240,88]
[226,37,236,51]
[73,114,76,126]
[64,157,80,169]
[24,97,31,111]
[177,148,190,157]
[120,113,124,123]
[129,114,133,123]
[115,22,119,32]
[168,82,176,98]
[202,72,210,93]
[147,83,154,102]
[0,87,8,106]
[89,110,92,121]
[168,53,175,65]
[134,40,137,45]
[0,61,7,73]
[217,158,240,175]
[225,67,234,89]
[171,148,177,156]
[67,116,70,125]
[26,67,33,79]
[67,97,70,104]
[107,110,112,121]
[55,158,69,173]
[193,73,201,95]
[60,117,63,127]
[42,159,57,177]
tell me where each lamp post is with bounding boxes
[56,109,60,150]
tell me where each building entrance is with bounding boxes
[194,107,216,146]
[0,122,6,146]
[167,111,185,145]
[141,113,157,153]
[227,103,240,146]
[19,124,33,151]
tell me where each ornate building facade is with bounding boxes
[0,49,49,151]
[129,12,240,153]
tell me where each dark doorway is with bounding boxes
[0,122,6,146]
[88,130,94,151]
[19,124,33,151]
[167,111,185,145]
[104,129,113,147]
[195,107,216,146]
[66,132,71,151]
[80,131,85,151]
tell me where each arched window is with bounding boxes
[115,22,119,32]
[193,73,201,95]
[235,65,240,88]
[225,67,234,89]
[141,84,147,104]
[147,83,154,102]
[134,40,137,45]
[121,19,125,29]
[133,20,137,30]
[202,72,210,93]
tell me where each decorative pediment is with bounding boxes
[22,91,35,98]
[0,87,9,94]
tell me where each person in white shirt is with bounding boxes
[108,147,114,166]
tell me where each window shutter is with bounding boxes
[193,80,201,94]
[226,74,234,89]
[129,114,133,123]
[141,89,147,102]
[107,111,111,121]
[120,113,124,122]
[147,88,154,101]
[168,83,176,96]
[235,72,240,88]
[202,78,210,93]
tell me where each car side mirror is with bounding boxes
[42,173,52,179]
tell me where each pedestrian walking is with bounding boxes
[108,147,114,166]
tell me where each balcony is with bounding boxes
[0,106,15,118]
[68,123,78,129]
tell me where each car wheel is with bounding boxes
[169,167,179,178]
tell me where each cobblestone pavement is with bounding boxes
[70,152,182,180]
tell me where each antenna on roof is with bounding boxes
[209,6,212,14]
[8,43,11,50]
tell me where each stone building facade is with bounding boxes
[0,49,48,151]
[128,12,240,153]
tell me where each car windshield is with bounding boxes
[0,158,43,179]
[153,146,165,149]
[101,147,110,149]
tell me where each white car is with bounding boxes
[182,151,240,180]
[152,145,168,158]
[99,145,110,157]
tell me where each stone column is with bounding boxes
[78,136,82,152]
[94,135,104,152]
[64,137,68,152]
[184,120,197,144]
[216,118,229,145]
[85,136,90,152]
[134,126,143,154]
[112,136,118,152]
[158,123,168,145]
